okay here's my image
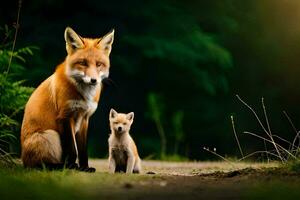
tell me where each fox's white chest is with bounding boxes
[86,100,98,116]
[68,99,98,133]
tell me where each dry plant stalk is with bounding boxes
[203,95,300,163]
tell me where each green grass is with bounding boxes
[0,165,151,200]
[246,182,300,199]
[285,160,300,173]
[0,160,300,200]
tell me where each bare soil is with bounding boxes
[85,159,300,199]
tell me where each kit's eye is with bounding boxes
[113,122,118,125]
[123,123,127,126]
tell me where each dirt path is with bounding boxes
[84,160,300,199]
[2,159,299,200]
[90,159,278,175]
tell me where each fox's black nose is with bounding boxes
[91,78,97,84]
[118,127,122,132]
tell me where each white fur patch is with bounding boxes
[68,100,89,112]
[82,76,91,84]
[81,86,97,101]
[99,71,109,80]
[87,100,98,116]
[66,68,84,77]
[68,99,98,117]
[74,115,83,134]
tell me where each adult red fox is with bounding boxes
[21,27,114,172]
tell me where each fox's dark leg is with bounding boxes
[61,118,79,169]
[35,163,65,170]
[76,117,95,173]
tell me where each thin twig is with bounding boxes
[231,115,244,157]
[283,111,300,152]
[273,134,296,148]
[262,97,272,136]
[261,97,283,160]
[238,150,282,161]
[203,147,236,166]
[283,111,298,135]
[263,140,269,162]
[244,131,298,160]
[5,0,22,77]
[236,95,270,137]
[236,95,283,161]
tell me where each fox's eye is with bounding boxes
[123,123,127,125]
[96,62,103,68]
[77,60,88,66]
[113,122,118,125]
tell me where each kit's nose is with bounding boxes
[91,78,97,84]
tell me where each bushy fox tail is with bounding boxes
[21,130,62,168]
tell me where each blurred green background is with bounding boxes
[1,0,300,160]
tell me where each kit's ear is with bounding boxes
[109,108,118,119]
[97,29,114,55]
[126,112,134,122]
[64,27,84,54]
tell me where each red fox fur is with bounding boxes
[21,27,114,172]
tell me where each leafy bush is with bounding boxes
[0,25,35,165]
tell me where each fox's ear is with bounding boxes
[64,27,84,54]
[126,112,134,122]
[110,108,117,119]
[97,29,114,55]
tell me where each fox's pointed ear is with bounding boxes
[64,27,84,54]
[127,112,134,122]
[97,29,114,55]
[110,108,117,119]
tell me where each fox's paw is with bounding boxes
[79,166,96,173]
[66,163,79,170]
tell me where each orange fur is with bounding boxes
[21,27,114,169]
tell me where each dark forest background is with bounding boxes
[1,0,300,160]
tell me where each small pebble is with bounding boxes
[146,171,156,174]
[123,183,133,189]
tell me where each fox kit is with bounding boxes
[20,27,114,172]
[108,109,141,174]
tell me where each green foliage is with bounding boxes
[0,25,34,164]
[0,75,33,136]
[146,93,167,158]
[121,0,232,95]
[147,93,187,159]
[285,160,300,173]
[146,93,165,123]
[172,111,184,154]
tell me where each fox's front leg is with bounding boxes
[126,150,135,174]
[61,118,78,169]
[76,117,95,172]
